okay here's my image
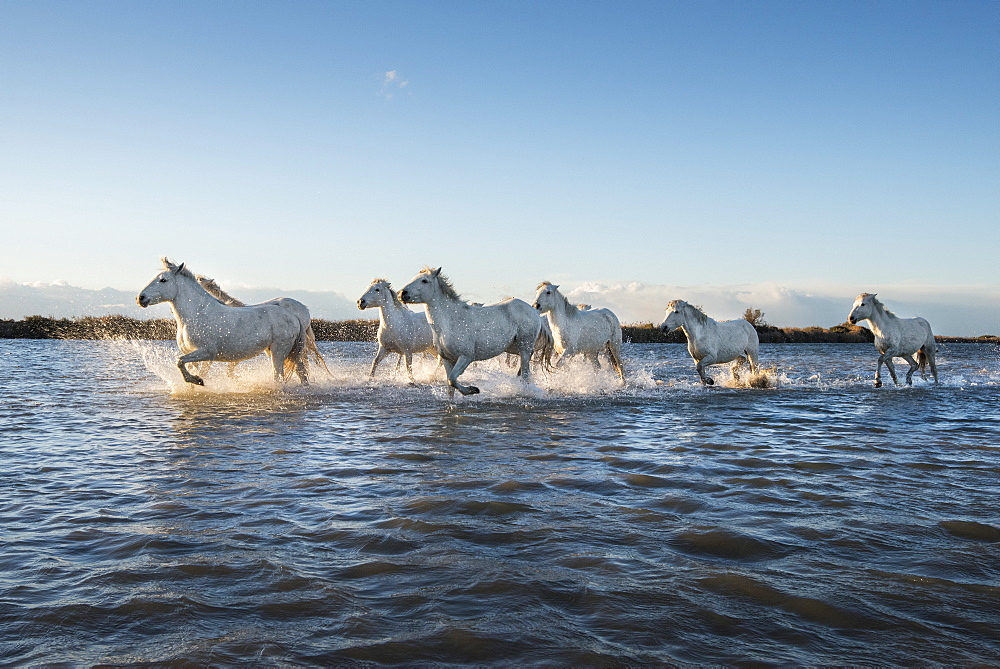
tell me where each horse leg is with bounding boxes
[369,345,390,377]
[731,357,746,384]
[295,352,309,386]
[177,349,215,386]
[925,346,939,384]
[268,341,297,385]
[876,352,899,387]
[901,354,919,386]
[585,351,601,371]
[517,341,534,385]
[403,351,416,384]
[606,341,625,383]
[695,359,714,385]
[447,355,479,395]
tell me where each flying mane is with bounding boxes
[160,257,196,281]
[422,267,463,302]
[369,278,403,307]
[197,275,246,307]
[859,292,895,318]
[669,299,710,325]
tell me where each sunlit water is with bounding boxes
[1,339,998,665]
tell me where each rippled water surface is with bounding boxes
[2,339,998,665]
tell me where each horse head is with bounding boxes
[358,279,394,310]
[659,300,688,333]
[399,267,444,305]
[532,282,560,313]
[848,293,877,325]
[137,258,187,308]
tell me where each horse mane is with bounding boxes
[197,275,246,307]
[160,257,196,281]
[421,267,464,303]
[859,292,895,318]
[670,299,710,325]
[370,278,403,307]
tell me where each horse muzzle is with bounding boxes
[137,295,149,308]
[357,299,367,310]
[399,290,412,303]
[848,316,857,325]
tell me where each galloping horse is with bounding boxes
[357,278,435,381]
[848,293,938,387]
[659,300,760,385]
[532,282,625,382]
[399,267,543,396]
[137,258,315,386]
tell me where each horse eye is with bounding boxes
[374,288,380,292]
[159,278,168,283]
[421,279,428,283]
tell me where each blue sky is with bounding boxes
[1,1,997,334]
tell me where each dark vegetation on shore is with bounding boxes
[0,316,377,342]
[1,314,995,344]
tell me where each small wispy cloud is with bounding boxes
[380,69,409,99]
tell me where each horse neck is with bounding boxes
[378,296,411,325]
[862,302,895,335]
[169,275,222,322]
[544,292,576,324]
[679,308,715,340]
[421,288,464,325]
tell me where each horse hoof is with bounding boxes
[705,378,714,386]
[189,377,205,386]
[873,380,882,388]
[466,386,481,395]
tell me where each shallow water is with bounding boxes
[1,339,998,665]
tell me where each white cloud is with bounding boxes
[380,69,409,99]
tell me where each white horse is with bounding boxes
[398,267,543,396]
[137,258,316,386]
[659,300,760,386]
[848,293,938,387]
[196,275,332,379]
[532,281,625,382]
[357,278,435,381]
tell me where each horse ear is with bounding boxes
[176,262,185,274]
[553,284,560,290]
[432,267,442,277]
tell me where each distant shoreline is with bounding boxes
[0,315,996,345]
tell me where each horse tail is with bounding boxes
[533,321,556,372]
[606,340,625,380]
[283,320,309,380]
[305,323,334,377]
[916,346,928,375]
